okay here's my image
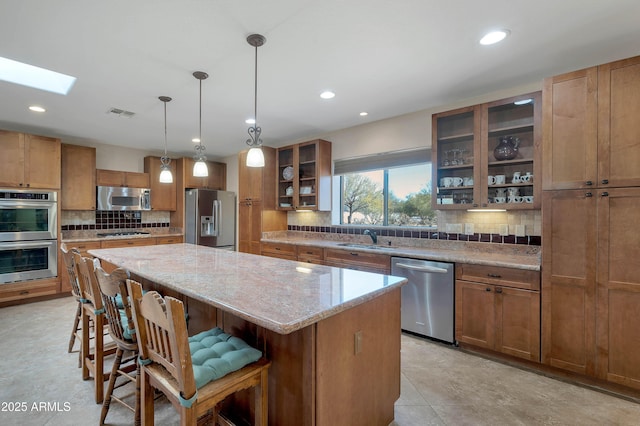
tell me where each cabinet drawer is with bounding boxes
[296,245,323,260]
[101,237,157,249]
[0,280,59,303]
[69,241,102,256]
[261,242,296,257]
[456,263,540,291]
[156,236,183,245]
[324,249,390,272]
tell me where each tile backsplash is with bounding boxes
[61,210,170,230]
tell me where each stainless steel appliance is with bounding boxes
[97,186,151,211]
[0,189,58,283]
[392,257,455,343]
[185,189,236,250]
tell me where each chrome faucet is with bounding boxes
[364,229,377,244]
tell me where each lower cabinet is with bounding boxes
[323,249,390,274]
[261,242,297,261]
[296,246,324,265]
[455,263,541,362]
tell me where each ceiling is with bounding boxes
[1,1,640,160]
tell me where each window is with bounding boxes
[334,149,435,227]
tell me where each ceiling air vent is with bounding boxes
[107,107,136,118]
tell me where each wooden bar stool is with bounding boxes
[93,261,140,426]
[127,279,270,426]
[73,251,116,404]
[60,243,85,366]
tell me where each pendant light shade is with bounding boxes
[193,71,209,177]
[158,96,173,183]
[245,34,266,168]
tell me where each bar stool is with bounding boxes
[93,261,140,426]
[73,251,116,404]
[127,279,270,426]
[60,243,85,366]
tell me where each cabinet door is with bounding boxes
[542,67,598,190]
[495,286,540,361]
[124,172,150,188]
[24,135,61,189]
[96,169,124,186]
[0,131,25,187]
[62,144,96,210]
[144,156,176,211]
[205,161,226,190]
[238,200,262,255]
[432,106,481,209]
[596,187,640,389]
[454,280,495,349]
[598,56,640,188]
[239,150,263,200]
[542,190,597,375]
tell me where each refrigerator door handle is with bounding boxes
[213,200,220,237]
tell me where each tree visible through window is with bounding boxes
[340,164,435,226]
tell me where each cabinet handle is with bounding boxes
[601,192,609,197]
[585,192,593,198]
[585,181,593,186]
[350,252,359,256]
[495,287,503,294]
[601,179,609,185]
[275,247,281,251]
[485,287,492,292]
[487,273,502,278]
[20,290,29,295]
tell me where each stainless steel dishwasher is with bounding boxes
[392,257,455,343]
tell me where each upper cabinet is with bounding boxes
[182,158,226,190]
[277,139,332,211]
[96,169,150,188]
[0,130,61,189]
[61,144,96,210]
[432,92,541,210]
[543,55,640,190]
[144,156,177,211]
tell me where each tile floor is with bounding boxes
[1,296,639,425]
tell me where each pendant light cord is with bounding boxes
[253,43,258,127]
[199,78,203,146]
[163,101,168,155]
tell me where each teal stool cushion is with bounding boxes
[118,309,134,341]
[188,327,262,389]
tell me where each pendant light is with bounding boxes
[158,96,173,183]
[193,71,209,177]
[245,34,266,168]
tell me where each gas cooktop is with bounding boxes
[96,231,150,237]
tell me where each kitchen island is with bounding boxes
[89,243,406,426]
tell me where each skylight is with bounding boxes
[0,56,76,95]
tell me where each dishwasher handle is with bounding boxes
[394,263,449,274]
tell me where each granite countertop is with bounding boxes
[62,228,183,243]
[261,231,541,271]
[89,243,406,335]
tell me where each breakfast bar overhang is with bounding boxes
[89,243,407,425]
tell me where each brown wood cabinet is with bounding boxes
[277,139,332,211]
[456,263,540,362]
[61,144,96,210]
[0,130,61,189]
[543,55,640,190]
[323,248,390,274]
[296,245,324,264]
[238,148,286,255]
[432,92,541,209]
[144,156,177,211]
[182,158,226,190]
[96,169,150,188]
[261,241,297,260]
[0,279,60,305]
[59,241,102,292]
[155,235,183,245]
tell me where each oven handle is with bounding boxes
[394,263,449,274]
[0,240,56,250]
[0,200,57,209]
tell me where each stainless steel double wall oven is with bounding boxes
[0,189,58,284]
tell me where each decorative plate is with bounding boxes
[282,166,294,181]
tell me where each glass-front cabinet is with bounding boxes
[432,92,541,210]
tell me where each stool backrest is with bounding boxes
[60,243,82,299]
[127,279,196,399]
[72,251,103,311]
[94,262,135,346]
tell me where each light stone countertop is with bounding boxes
[89,243,407,335]
[62,228,183,243]
[262,231,541,271]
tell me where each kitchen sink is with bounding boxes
[336,243,387,250]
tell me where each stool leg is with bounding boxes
[100,347,123,425]
[141,368,155,426]
[68,301,81,353]
[94,314,105,404]
[81,309,90,381]
[134,361,141,426]
[255,367,268,426]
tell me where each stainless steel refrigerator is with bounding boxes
[185,189,236,250]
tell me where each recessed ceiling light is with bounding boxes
[359,112,368,116]
[28,105,46,112]
[479,30,510,45]
[0,56,76,95]
[245,118,256,124]
[320,91,335,99]
[192,138,200,143]
[514,98,533,105]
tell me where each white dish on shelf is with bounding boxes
[282,166,294,181]
[279,203,291,207]
[300,186,312,194]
